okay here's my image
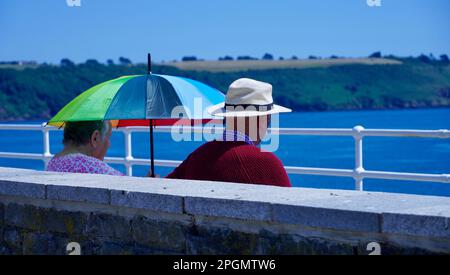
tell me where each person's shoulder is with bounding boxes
[186,140,217,156]
[231,144,283,162]
[232,144,276,155]
[192,140,245,152]
[97,159,124,176]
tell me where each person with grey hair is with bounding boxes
[46,120,123,176]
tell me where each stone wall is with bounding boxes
[0,167,449,255]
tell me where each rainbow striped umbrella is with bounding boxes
[47,54,225,176]
[47,74,225,127]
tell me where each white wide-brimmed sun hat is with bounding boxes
[207,78,292,117]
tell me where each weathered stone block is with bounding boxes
[4,203,87,235]
[95,240,135,255]
[0,180,46,199]
[184,197,272,221]
[132,244,183,255]
[273,204,380,233]
[5,203,44,231]
[44,208,88,235]
[86,213,132,242]
[255,230,356,255]
[21,233,93,255]
[0,203,4,226]
[3,228,20,248]
[186,225,260,255]
[22,232,56,255]
[0,245,12,255]
[0,227,22,255]
[131,215,186,252]
[111,190,183,213]
[382,213,450,238]
[93,240,183,255]
[47,185,110,204]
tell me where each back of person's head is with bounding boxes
[63,120,109,146]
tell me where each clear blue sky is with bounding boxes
[0,0,449,63]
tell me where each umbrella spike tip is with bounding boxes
[147,53,152,74]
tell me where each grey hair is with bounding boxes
[63,120,110,146]
[100,120,111,140]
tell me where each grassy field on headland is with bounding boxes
[0,57,449,120]
[165,58,402,72]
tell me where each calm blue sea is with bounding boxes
[1,108,449,197]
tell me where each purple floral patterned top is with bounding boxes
[46,153,124,176]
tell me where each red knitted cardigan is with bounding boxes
[166,140,291,187]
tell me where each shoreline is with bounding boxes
[1,106,450,123]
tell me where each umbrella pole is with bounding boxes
[147,53,155,177]
[150,119,155,177]
[148,53,151,73]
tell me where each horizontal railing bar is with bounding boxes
[284,166,354,177]
[361,170,450,183]
[361,129,450,138]
[105,157,450,184]
[1,124,449,138]
[0,124,49,131]
[106,157,182,167]
[124,127,354,136]
[271,128,355,136]
[98,127,450,138]
[1,152,448,183]
[102,156,127,164]
[143,127,450,138]
[0,152,47,160]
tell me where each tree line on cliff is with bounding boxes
[0,55,449,120]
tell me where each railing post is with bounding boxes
[353,125,365,191]
[41,123,51,170]
[124,129,133,176]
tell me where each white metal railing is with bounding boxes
[0,123,449,191]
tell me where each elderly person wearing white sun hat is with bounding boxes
[167,78,292,187]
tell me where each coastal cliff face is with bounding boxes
[1,57,450,121]
[0,167,449,255]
